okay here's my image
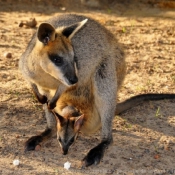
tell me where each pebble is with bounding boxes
[4,52,12,58]
[60,7,66,11]
[64,161,71,170]
[13,159,20,166]
[35,145,41,151]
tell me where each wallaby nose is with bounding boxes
[68,76,78,85]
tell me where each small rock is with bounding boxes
[35,144,41,151]
[64,161,71,170]
[15,135,20,138]
[13,159,20,166]
[4,52,12,58]
[154,154,160,159]
[19,18,37,28]
[60,7,66,11]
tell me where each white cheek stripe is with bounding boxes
[74,62,78,76]
[50,62,71,87]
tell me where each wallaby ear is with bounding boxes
[74,114,84,132]
[62,19,88,40]
[37,23,56,45]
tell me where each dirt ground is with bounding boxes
[0,0,175,175]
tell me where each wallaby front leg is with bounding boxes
[48,84,67,110]
[31,83,47,104]
[25,104,56,151]
[25,128,52,151]
[47,87,60,110]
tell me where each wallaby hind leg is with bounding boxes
[82,60,117,167]
[25,128,52,151]
[25,104,56,151]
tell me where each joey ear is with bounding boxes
[62,19,88,39]
[54,112,66,127]
[37,23,56,45]
[74,114,84,132]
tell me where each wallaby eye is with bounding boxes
[48,54,63,66]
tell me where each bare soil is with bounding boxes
[0,1,175,175]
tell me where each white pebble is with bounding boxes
[64,161,71,170]
[13,159,20,166]
[60,7,66,11]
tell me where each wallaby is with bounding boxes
[19,14,175,167]
[19,14,126,167]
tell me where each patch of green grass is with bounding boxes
[126,123,132,128]
[122,27,126,33]
[155,107,161,118]
[171,75,175,83]
[107,8,112,14]
[153,143,159,152]
[135,85,146,92]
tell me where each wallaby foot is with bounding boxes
[24,128,52,151]
[82,140,111,167]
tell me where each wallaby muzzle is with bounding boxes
[64,66,78,85]
[68,75,78,85]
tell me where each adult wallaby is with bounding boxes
[19,14,175,167]
[19,13,126,166]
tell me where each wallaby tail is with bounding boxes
[115,93,175,115]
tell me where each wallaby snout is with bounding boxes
[68,75,78,85]
[64,63,78,86]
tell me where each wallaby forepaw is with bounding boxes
[24,136,42,151]
[82,146,103,167]
[39,95,48,104]
[48,101,56,110]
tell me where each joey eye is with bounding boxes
[48,54,63,66]
[69,137,74,145]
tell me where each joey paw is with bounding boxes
[40,95,48,104]
[48,101,56,110]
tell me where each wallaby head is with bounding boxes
[53,106,84,155]
[35,19,88,87]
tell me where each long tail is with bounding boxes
[115,93,175,115]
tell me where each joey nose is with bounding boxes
[63,151,68,155]
[68,76,78,85]
[62,148,68,155]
